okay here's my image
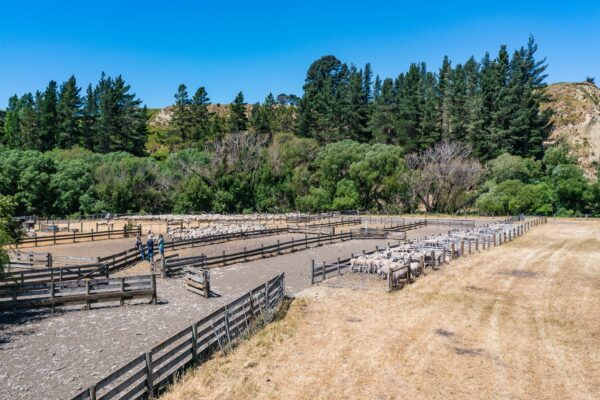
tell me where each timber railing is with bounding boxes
[0,264,110,286]
[382,219,427,232]
[0,274,156,313]
[70,273,286,400]
[312,216,548,290]
[184,267,210,298]
[8,250,52,268]
[16,226,142,248]
[164,232,354,273]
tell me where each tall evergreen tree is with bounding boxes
[57,75,82,148]
[171,84,193,143]
[38,81,58,150]
[369,78,398,144]
[190,86,212,142]
[3,95,21,148]
[80,84,97,150]
[228,91,248,132]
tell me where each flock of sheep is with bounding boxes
[165,223,268,240]
[124,213,309,224]
[349,221,521,282]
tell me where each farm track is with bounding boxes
[160,221,600,400]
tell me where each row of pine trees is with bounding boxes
[1,37,551,160]
[296,37,551,159]
[2,74,147,155]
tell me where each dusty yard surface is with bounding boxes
[0,236,400,400]
[161,220,600,400]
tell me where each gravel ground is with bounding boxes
[0,232,434,400]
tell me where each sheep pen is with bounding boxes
[159,218,600,400]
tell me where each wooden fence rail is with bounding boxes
[0,274,156,312]
[70,273,286,400]
[382,219,428,232]
[16,226,142,247]
[184,267,210,298]
[0,264,110,286]
[165,232,354,273]
[312,217,548,289]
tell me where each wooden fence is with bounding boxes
[16,226,142,247]
[0,264,110,286]
[184,267,210,298]
[70,273,286,400]
[312,217,547,290]
[0,275,156,312]
[8,250,52,268]
[165,232,354,273]
[382,219,428,232]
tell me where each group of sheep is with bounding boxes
[124,213,308,224]
[349,221,519,281]
[166,223,268,240]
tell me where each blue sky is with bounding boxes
[0,1,599,108]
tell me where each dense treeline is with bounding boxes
[1,37,599,218]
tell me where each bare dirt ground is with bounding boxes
[0,234,408,400]
[160,220,600,400]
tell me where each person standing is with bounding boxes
[158,234,165,259]
[135,235,145,261]
[146,236,155,262]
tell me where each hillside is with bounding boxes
[543,82,600,177]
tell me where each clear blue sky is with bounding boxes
[1,1,599,108]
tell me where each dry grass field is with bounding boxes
[161,220,600,400]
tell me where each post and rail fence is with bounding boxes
[70,273,286,400]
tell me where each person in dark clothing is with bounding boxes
[135,235,145,261]
[146,237,155,262]
[158,234,165,258]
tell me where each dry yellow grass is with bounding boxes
[160,221,600,400]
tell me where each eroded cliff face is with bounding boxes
[544,82,600,177]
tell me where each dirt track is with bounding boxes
[161,220,600,400]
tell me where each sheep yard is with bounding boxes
[158,219,600,400]
[0,215,463,400]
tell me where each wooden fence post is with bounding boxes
[475,238,479,252]
[151,274,157,305]
[161,257,166,278]
[191,323,198,361]
[460,240,464,257]
[311,260,315,285]
[203,269,210,298]
[145,352,154,396]
[89,385,97,400]
[120,277,125,306]
[468,239,472,254]
[85,280,92,309]
[451,243,455,259]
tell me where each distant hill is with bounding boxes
[543,82,600,177]
[148,104,253,131]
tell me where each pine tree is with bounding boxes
[22,93,39,149]
[172,84,193,143]
[190,86,212,142]
[363,63,373,104]
[38,81,59,150]
[368,78,398,144]
[228,91,248,132]
[438,55,453,138]
[4,95,21,148]
[373,75,382,101]
[80,84,97,150]
[57,75,82,148]
[417,65,441,149]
